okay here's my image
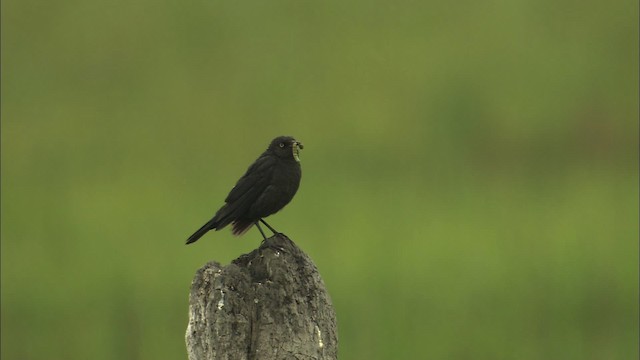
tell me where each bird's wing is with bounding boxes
[225,155,275,204]
[248,184,281,217]
[249,167,299,218]
[210,154,275,228]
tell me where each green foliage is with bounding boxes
[2,0,637,359]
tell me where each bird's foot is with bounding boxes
[260,234,289,254]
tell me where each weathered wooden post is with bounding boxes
[186,234,338,360]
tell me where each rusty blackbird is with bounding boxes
[186,136,303,244]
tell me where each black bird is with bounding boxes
[186,136,303,244]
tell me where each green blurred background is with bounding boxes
[2,0,638,359]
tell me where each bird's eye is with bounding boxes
[279,142,285,148]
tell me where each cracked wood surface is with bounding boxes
[186,234,338,360]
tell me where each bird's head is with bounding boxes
[269,136,304,162]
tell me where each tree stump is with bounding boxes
[185,234,338,360]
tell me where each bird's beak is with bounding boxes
[293,141,303,162]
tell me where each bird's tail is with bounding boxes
[231,219,255,236]
[186,219,217,245]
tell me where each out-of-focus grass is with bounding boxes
[2,0,637,359]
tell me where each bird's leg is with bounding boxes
[259,219,280,235]
[257,219,288,253]
[254,222,268,241]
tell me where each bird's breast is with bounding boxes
[273,161,301,195]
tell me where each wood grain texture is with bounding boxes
[186,234,338,360]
